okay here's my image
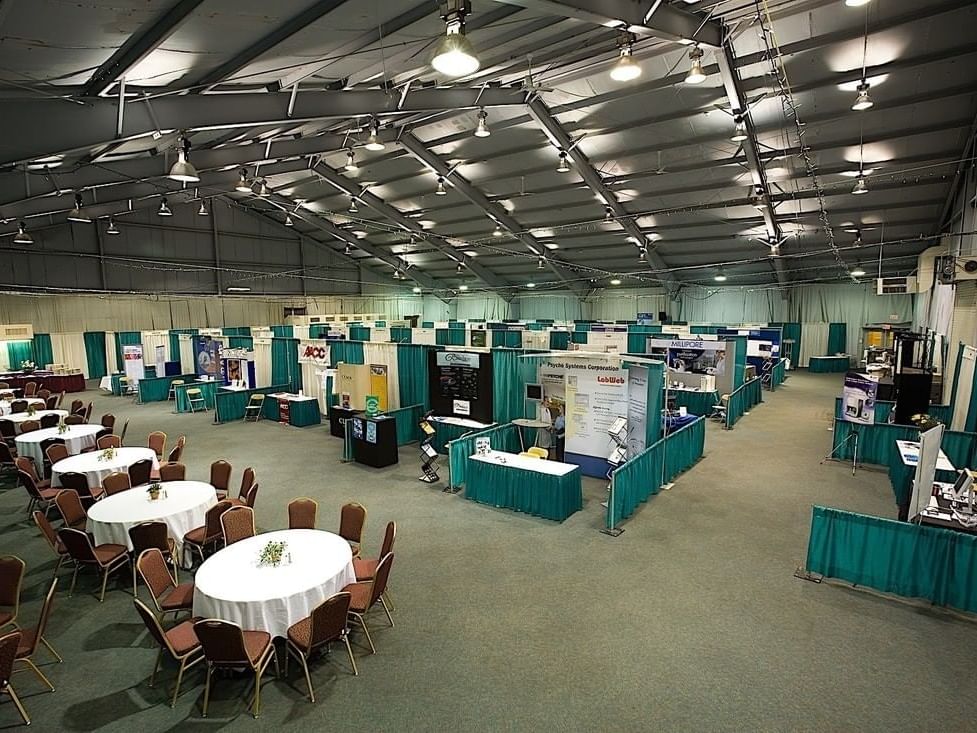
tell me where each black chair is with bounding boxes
[39,414,59,429]
[9,400,27,414]
[0,420,15,446]
[128,459,153,487]
[45,395,58,410]
[58,471,104,508]
[37,438,65,479]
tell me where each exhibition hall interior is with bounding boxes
[1,0,977,729]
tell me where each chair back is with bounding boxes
[369,553,395,608]
[379,521,397,559]
[209,460,231,492]
[0,556,25,610]
[102,471,131,496]
[39,413,60,429]
[159,462,186,481]
[37,389,51,400]
[167,435,185,463]
[19,420,39,433]
[9,400,27,414]
[17,470,43,502]
[147,431,167,459]
[247,394,264,407]
[58,472,97,504]
[23,382,37,397]
[0,419,14,440]
[239,466,255,498]
[0,441,15,467]
[128,458,153,487]
[287,498,318,530]
[42,439,68,465]
[135,548,175,602]
[0,631,21,689]
[24,579,58,658]
[119,419,129,445]
[69,400,83,414]
[204,501,233,541]
[100,414,116,431]
[57,391,66,408]
[193,619,251,666]
[55,490,87,528]
[527,446,549,458]
[32,511,63,556]
[242,482,259,509]
[97,434,122,450]
[64,415,84,426]
[308,592,352,650]
[339,502,367,545]
[45,395,58,409]
[84,402,94,422]
[15,457,41,484]
[58,528,98,564]
[133,597,179,656]
[129,523,170,557]
[221,506,255,545]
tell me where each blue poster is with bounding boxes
[366,421,377,444]
[193,337,223,379]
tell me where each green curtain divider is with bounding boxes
[725,377,763,429]
[770,358,787,390]
[83,331,107,379]
[447,423,520,489]
[571,331,588,344]
[32,334,53,368]
[669,389,720,418]
[114,331,141,371]
[349,326,371,341]
[492,350,544,424]
[833,398,953,427]
[396,344,432,410]
[805,505,977,615]
[271,338,301,392]
[626,333,647,353]
[168,329,197,364]
[137,373,197,403]
[330,340,365,366]
[430,419,474,454]
[390,327,412,343]
[174,381,218,412]
[645,361,664,444]
[6,341,33,368]
[436,328,466,346]
[422,321,434,328]
[607,416,705,529]
[690,325,721,335]
[214,384,292,423]
[221,326,251,337]
[827,323,847,355]
[309,325,330,339]
[227,336,253,349]
[387,403,424,445]
[549,332,570,350]
[270,325,293,338]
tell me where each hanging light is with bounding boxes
[609,41,641,82]
[459,284,469,291]
[493,223,503,237]
[610,278,622,285]
[13,221,33,245]
[456,261,464,274]
[474,108,490,137]
[364,118,385,151]
[851,81,873,111]
[537,256,545,270]
[852,175,869,195]
[557,151,570,173]
[157,197,173,217]
[285,213,294,227]
[853,229,863,246]
[393,269,403,280]
[67,192,91,223]
[605,206,613,221]
[106,217,120,235]
[431,4,480,77]
[412,286,422,293]
[197,201,209,217]
[714,268,728,282]
[526,282,536,288]
[685,46,706,84]
[235,169,252,193]
[845,0,871,6]
[257,179,270,197]
[344,242,353,255]
[638,247,647,261]
[344,148,359,172]
[435,177,447,195]
[731,117,748,142]
[851,265,867,277]
[751,188,766,210]
[348,196,358,213]
[167,136,200,183]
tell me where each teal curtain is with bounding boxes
[270,325,293,338]
[114,331,141,371]
[222,326,251,337]
[549,332,570,350]
[726,377,763,429]
[770,358,787,390]
[228,336,253,349]
[727,335,748,389]
[388,403,424,445]
[437,329,466,346]
[32,334,53,368]
[690,325,720,335]
[780,322,801,363]
[827,323,847,355]
[330,340,364,366]
[271,338,301,391]
[607,417,705,529]
[571,332,588,345]
[492,350,541,423]
[397,344,431,410]
[6,341,33,368]
[806,506,977,615]
[391,327,412,344]
[309,325,330,339]
[646,361,664,444]
[137,373,196,403]
[626,334,647,353]
[447,423,521,489]
[349,326,371,341]
[83,331,107,378]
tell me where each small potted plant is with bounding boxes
[98,445,116,462]
[56,418,68,435]
[146,481,162,501]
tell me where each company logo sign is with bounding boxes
[435,351,480,369]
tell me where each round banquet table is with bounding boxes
[51,447,159,489]
[14,424,101,469]
[2,410,69,434]
[193,529,356,638]
[86,481,218,568]
[0,398,47,416]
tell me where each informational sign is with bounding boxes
[910,423,945,520]
[647,339,726,375]
[470,330,487,348]
[427,349,493,423]
[435,351,481,400]
[298,341,330,366]
[626,366,649,457]
[453,399,471,416]
[414,328,437,345]
[587,330,628,353]
[841,371,878,425]
[637,313,657,325]
[366,420,377,444]
[365,395,379,416]
[368,364,388,411]
[522,330,550,351]
[371,327,391,343]
[194,337,222,380]
[123,344,145,386]
[154,345,166,377]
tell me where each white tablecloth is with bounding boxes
[193,529,356,637]
[51,447,159,488]
[98,376,113,392]
[0,398,47,416]
[14,424,101,468]
[3,410,69,434]
[471,450,579,476]
[268,392,318,403]
[87,481,217,567]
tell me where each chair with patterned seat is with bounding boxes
[97,434,121,450]
[182,501,232,566]
[130,524,180,596]
[285,592,356,703]
[147,431,167,461]
[13,578,61,694]
[159,463,186,482]
[36,389,51,401]
[0,420,16,448]
[166,435,186,464]
[100,413,116,432]
[68,400,83,415]
[341,553,395,655]
[58,527,129,602]
[33,512,68,582]
[287,498,318,530]
[353,521,397,609]
[136,548,193,621]
[210,460,232,500]
[45,395,58,410]
[54,490,88,531]
[39,414,59,429]
[101,471,131,497]
[0,630,29,725]
[0,557,25,634]
[9,400,27,415]
[18,420,39,434]
[223,466,255,503]
[194,618,278,718]
[18,469,58,518]
[58,471,104,508]
[220,506,255,546]
[63,415,84,426]
[132,598,203,708]
[22,383,37,398]
[338,502,367,558]
[0,442,16,481]
[128,458,153,487]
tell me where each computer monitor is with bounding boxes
[525,383,543,401]
[950,470,974,503]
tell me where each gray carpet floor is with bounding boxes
[2,371,977,731]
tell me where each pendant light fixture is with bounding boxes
[13,221,32,245]
[431,1,480,77]
[685,46,707,84]
[364,118,385,151]
[731,117,748,142]
[344,242,352,255]
[493,224,503,237]
[610,278,622,286]
[557,151,570,173]
[851,265,867,277]
[605,206,613,221]
[714,268,727,282]
[852,176,868,195]
[67,192,91,223]
[413,286,422,293]
[474,108,490,137]
[435,177,447,195]
[459,284,469,291]
[345,149,359,171]
[348,196,358,213]
[851,12,874,111]
[106,217,120,235]
[845,0,871,6]
[638,247,647,261]
[197,201,209,216]
[257,179,270,197]
[456,261,464,274]
[609,34,641,82]
[158,197,173,217]
[537,256,545,270]
[285,213,294,227]
[235,169,252,193]
[167,135,200,182]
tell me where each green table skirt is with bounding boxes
[276,398,322,427]
[432,420,476,453]
[174,381,218,412]
[465,457,582,521]
[137,373,194,403]
[669,389,720,417]
[809,356,850,373]
[111,374,126,395]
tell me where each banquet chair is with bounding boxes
[0,382,7,388]
[100,414,116,432]
[56,391,66,409]
[194,618,278,719]
[54,490,88,531]
[226,468,256,505]
[185,388,206,413]
[0,556,25,633]
[41,437,67,466]
[0,442,16,478]
[63,415,84,426]
[128,458,154,487]
[84,402,94,422]
[18,471,58,519]
[159,463,186,482]
[119,419,129,445]
[287,498,318,530]
[131,533,184,606]
[338,502,367,558]
[18,420,39,434]
[209,460,232,498]
[286,592,356,702]
[22,383,36,398]
[45,395,58,410]
[58,528,129,602]
[220,506,255,546]
[147,431,167,461]
[9,400,27,415]
[182,501,232,566]
[101,472,131,497]
[137,548,192,619]
[15,456,49,489]
[33,511,67,582]
[354,521,397,611]
[13,578,61,693]
[0,630,29,725]
[243,394,265,422]
[0,420,16,446]
[36,389,51,401]
[96,434,122,450]
[132,598,204,708]
[342,553,395,655]
[69,400,83,415]
[39,414,59,429]
[166,435,186,464]
[58,471,104,507]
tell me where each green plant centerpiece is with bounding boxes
[56,418,68,435]
[258,540,289,567]
[146,482,163,501]
[97,445,116,462]
[20,360,35,374]
[26,403,37,417]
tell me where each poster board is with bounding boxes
[841,372,878,425]
[587,329,628,353]
[298,341,330,367]
[626,366,649,458]
[337,362,371,410]
[951,345,976,432]
[369,364,389,411]
[123,344,145,386]
[193,336,222,380]
[154,345,166,377]
[470,330,487,348]
[910,424,945,521]
[428,350,493,423]
[647,339,727,376]
[414,328,436,345]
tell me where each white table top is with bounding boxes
[511,418,552,429]
[2,409,67,425]
[431,415,493,429]
[470,450,578,476]
[0,398,47,416]
[52,446,158,477]
[895,440,955,472]
[87,481,216,526]
[15,424,100,446]
[219,384,249,392]
[268,392,317,402]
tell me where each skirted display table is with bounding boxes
[268,393,322,427]
[668,388,720,417]
[808,355,851,373]
[465,450,582,521]
[430,415,494,453]
[174,380,218,413]
[0,371,86,393]
[663,412,699,435]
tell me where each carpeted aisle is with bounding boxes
[2,371,976,731]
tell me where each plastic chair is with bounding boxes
[244,394,265,422]
[285,592,356,702]
[527,446,549,459]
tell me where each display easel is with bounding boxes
[418,417,441,485]
[820,426,860,476]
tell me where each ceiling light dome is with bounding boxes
[431,15,479,77]
[285,213,294,227]
[685,46,707,84]
[731,117,748,142]
[364,118,385,151]
[345,149,359,171]
[610,46,641,82]
[557,151,570,173]
[714,268,727,282]
[851,82,873,111]
[852,176,869,195]
[474,108,490,137]
[13,221,33,245]
[67,193,91,223]
[235,169,252,193]
[436,177,447,195]
[168,136,200,183]
[106,217,120,235]
[845,0,871,6]
[851,265,867,277]
[197,201,209,216]
[158,197,173,217]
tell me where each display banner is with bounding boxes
[414,328,436,345]
[587,330,628,353]
[841,371,879,425]
[470,330,487,348]
[626,366,649,458]
[298,341,330,366]
[194,337,222,380]
[123,344,145,386]
[369,364,389,411]
[647,339,726,374]
[371,327,391,343]
[154,345,166,377]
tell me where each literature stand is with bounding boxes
[418,418,440,484]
